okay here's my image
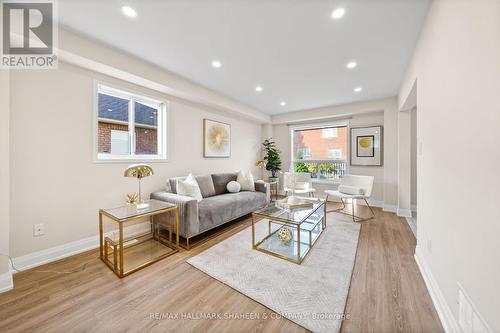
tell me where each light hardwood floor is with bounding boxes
[0,204,443,333]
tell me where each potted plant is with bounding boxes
[262,138,282,181]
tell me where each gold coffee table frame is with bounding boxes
[252,198,326,264]
[99,200,179,278]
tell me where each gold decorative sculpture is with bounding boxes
[277,227,293,245]
[124,164,154,209]
[125,193,138,205]
[255,160,266,168]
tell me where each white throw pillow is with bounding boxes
[237,171,255,191]
[338,185,364,196]
[176,174,203,202]
[226,181,241,193]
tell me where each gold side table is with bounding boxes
[99,199,179,278]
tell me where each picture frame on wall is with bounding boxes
[203,119,231,158]
[350,126,383,166]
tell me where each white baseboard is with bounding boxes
[397,207,412,218]
[414,247,460,333]
[12,222,150,272]
[383,204,397,213]
[0,270,13,293]
[360,199,384,208]
[405,217,417,237]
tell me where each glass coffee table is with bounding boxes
[252,198,326,264]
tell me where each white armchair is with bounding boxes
[324,175,375,222]
[283,172,316,197]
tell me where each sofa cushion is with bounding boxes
[177,174,203,202]
[198,191,267,232]
[195,175,216,198]
[237,170,255,191]
[169,176,186,194]
[211,172,238,195]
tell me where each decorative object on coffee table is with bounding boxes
[350,126,383,166]
[99,199,179,278]
[252,197,326,264]
[204,119,231,157]
[124,163,154,209]
[276,197,313,210]
[277,226,293,244]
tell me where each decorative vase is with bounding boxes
[268,176,279,183]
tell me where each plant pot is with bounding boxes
[268,176,279,183]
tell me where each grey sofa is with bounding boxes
[151,172,269,249]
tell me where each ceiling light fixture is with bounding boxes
[280,101,287,106]
[121,6,137,18]
[255,86,263,93]
[331,8,345,20]
[354,87,362,93]
[211,60,221,68]
[346,61,357,69]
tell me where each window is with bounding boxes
[297,147,311,159]
[291,124,348,181]
[322,128,338,138]
[95,84,167,161]
[328,148,342,159]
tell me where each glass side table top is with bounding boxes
[253,198,324,225]
[101,199,176,221]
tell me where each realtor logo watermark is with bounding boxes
[1,0,57,69]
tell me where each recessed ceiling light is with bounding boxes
[346,61,357,69]
[121,6,137,18]
[211,60,221,68]
[331,8,345,20]
[354,87,362,93]
[280,101,287,106]
[255,86,263,93]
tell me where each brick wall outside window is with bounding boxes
[98,121,157,154]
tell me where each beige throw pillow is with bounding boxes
[237,171,255,191]
[177,174,203,202]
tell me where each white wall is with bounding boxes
[0,70,11,280]
[271,97,398,207]
[410,108,417,209]
[8,35,264,258]
[397,110,412,216]
[399,0,500,330]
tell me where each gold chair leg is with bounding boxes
[327,197,375,222]
[364,198,376,219]
[326,197,346,213]
[352,199,356,222]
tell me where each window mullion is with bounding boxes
[130,97,135,156]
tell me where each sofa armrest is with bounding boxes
[150,191,200,237]
[255,182,271,203]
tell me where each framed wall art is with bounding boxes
[350,126,383,166]
[203,119,231,158]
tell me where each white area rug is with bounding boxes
[187,216,361,333]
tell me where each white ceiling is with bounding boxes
[59,0,429,115]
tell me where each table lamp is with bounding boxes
[124,164,154,209]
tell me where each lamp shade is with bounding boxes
[124,164,154,179]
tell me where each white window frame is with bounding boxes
[289,121,349,183]
[93,82,169,163]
